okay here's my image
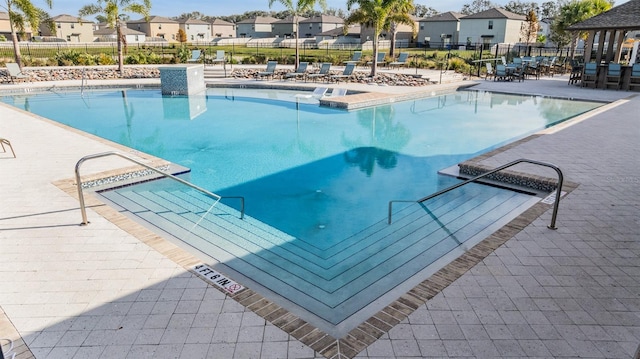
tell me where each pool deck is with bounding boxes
[1,72,639,358]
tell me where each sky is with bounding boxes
[50,0,630,19]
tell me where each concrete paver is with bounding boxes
[1,72,639,358]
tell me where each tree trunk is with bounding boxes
[371,31,379,77]
[8,9,23,68]
[389,23,397,57]
[294,15,299,70]
[117,23,124,74]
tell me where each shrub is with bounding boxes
[176,45,191,63]
[97,53,115,65]
[55,49,82,65]
[77,53,98,66]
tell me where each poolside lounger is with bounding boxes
[186,49,202,63]
[388,53,409,68]
[256,61,277,80]
[284,62,309,81]
[306,63,331,82]
[485,62,494,80]
[0,138,16,158]
[294,87,328,99]
[330,63,355,83]
[329,88,347,97]
[5,63,29,83]
[366,52,386,67]
[343,51,362,66]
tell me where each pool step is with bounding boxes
[99,183,537,323]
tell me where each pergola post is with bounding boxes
[595,30,606,64]
[606,30,617,63]
[584,31,596,63]
[614,30,626,63]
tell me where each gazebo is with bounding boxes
[567,0,640,89]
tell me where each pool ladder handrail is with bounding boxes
[75,151,244,225]
[388,158,564,229]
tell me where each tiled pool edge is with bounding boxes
[44,130,578,359]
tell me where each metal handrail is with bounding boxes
[388,159,564,229]
[75,151,243,225]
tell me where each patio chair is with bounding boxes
[604,62,621,90]
[629,63,640,91]
[5,63,29,83]
[366,52,386,67]
[306,62,331,82]
[330,63,355,83]
[568,59,583,85]
[581,62,598,88]
[344,51,362,66]
[388,52,409,68]
[186,49,202,63]
[494,64,509,81]
[284,62,309,81]
[0,138,16,158]
[485,62,495,80]
[210,50,226,65]
[256,61,277,80]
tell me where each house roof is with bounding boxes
[274,16,307,24]
[211,18,235,26]
[51,14,92,23]
[299,15,344,24]
[129,16,178,24]
[462,8,526,21]
[0,12,10,20]
[419,11,463,22]
[180,18,210,25]
[567,0,640,30]
[237,16,279,24]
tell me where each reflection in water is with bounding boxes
[341,105,411,176]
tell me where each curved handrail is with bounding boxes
[388,159,564,229]
[75,151,242,225]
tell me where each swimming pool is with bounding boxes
[2,88,601,335]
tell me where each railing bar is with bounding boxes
[75,151,227,225]
[388,158,563,229]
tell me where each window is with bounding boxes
[187,25,190,30]
[190,35,194,40]
[159,24,162,29]
[135,35,139,41]
[57,23,61,29]
[420,24,424,30]
[66,35,71,41]
[70,23,75,29]
[488,20,493,30]
[172,34,175,40]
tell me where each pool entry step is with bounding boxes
[97,180,539,335]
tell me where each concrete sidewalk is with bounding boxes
[0,75,638,358]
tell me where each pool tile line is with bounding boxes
[47,132,580,359]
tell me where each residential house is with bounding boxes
[299,15,343,38]
[458,8,527,49]
[39,14,94,42]
[211,19,235,38]
[128,16,180,42]
[94,26,146,43]
[180,18,212,42]
[418,11,463,48]
[360,15,419,46]
[236,16,278,38]
[272,16,307,38]
[0,12,33,40]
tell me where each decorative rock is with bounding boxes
[0,67,160,83]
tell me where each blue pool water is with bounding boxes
[2,88,600,243]
[3,88,602,333]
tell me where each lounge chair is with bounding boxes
[0,138,16,158]
[256,61,277,80]
[604,62,621,90]
[210,50,225,65]
[6,63,29,83]
[367,52,386,67]
[330,63,355,83]
[294,87,328,99]
[186,49,202,63]
[581,62,598,88]
[485,62,494,81]
[284,62,309,81]
[306,62,331,82]
[629,63,640,91]
[344,51,362,66]
[389,53,409,68]
[329,88,347,97]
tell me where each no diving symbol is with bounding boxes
[227,284,243,293]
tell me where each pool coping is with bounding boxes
[2,84,609,359]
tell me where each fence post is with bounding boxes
[477,45,483,77]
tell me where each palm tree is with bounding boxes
[79,0,151,74]
[2,0,53,68]
[344,0,415,77]
[268,0,327,70]
[555,0,612,59]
